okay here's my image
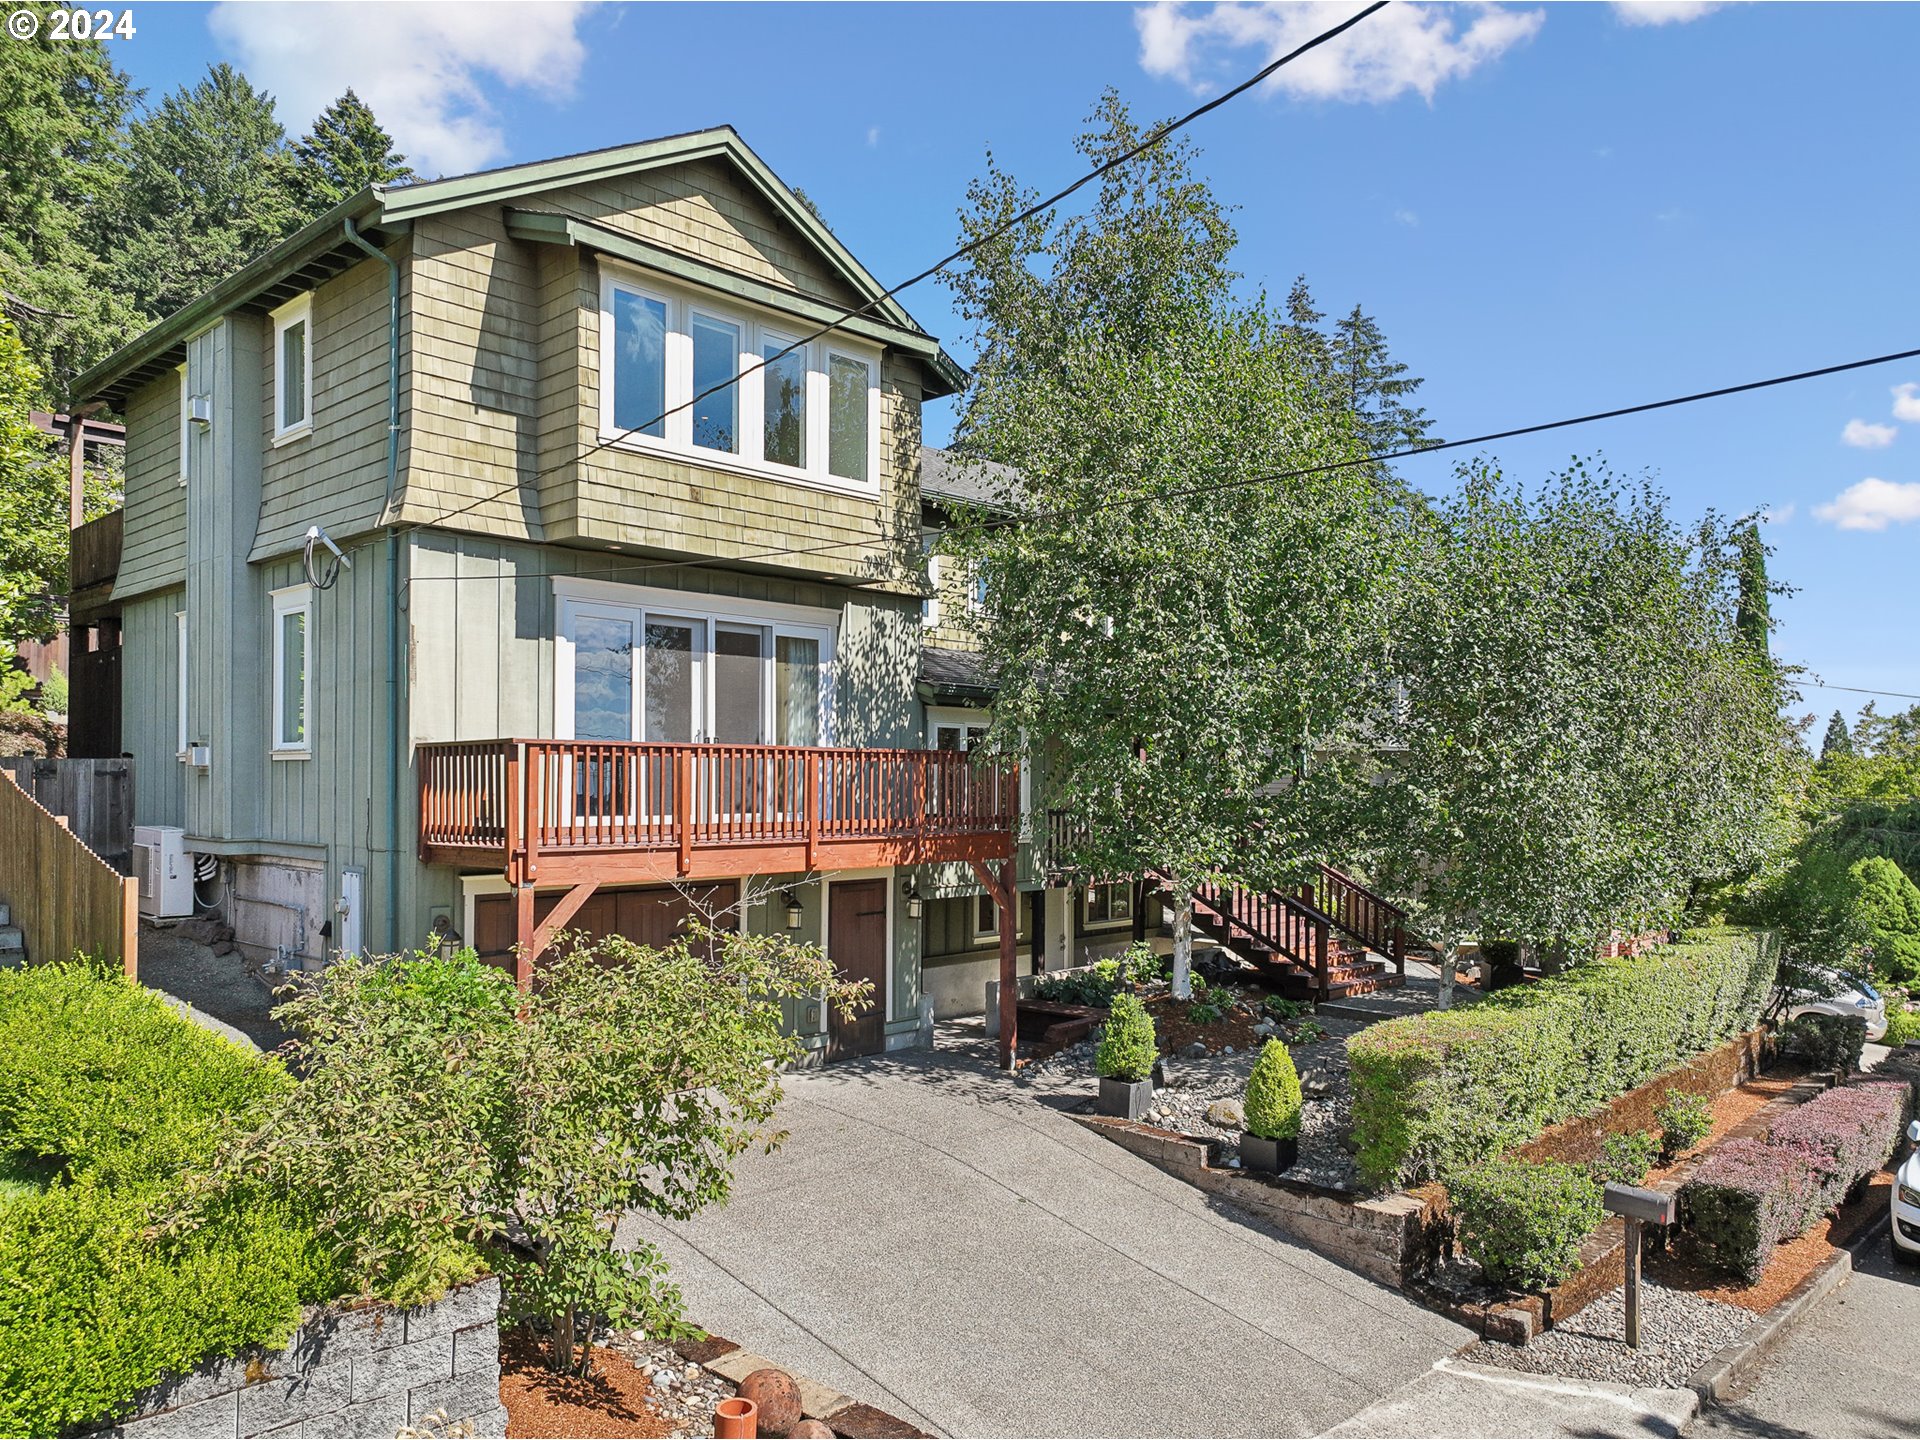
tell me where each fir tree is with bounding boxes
[290,89,415,212]
[1331,303,1433,456]
[1733,520,1772,657]
[1820,710,1854,761]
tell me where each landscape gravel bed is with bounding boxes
[1461,1282,1756,1390]
[607,1331,738,1436]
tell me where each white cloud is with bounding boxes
[1393,207,1419,227]
[866,126,881,148]
[1842,419,1897,449]
[208,2,598,177]
[1610,1,1726,25]
[1814,477,1920,532]
[1766,502,1796,524]
[1135,2,1543,104]
[1894,383,1920,423]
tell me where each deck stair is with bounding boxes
[1156,864,1411,1003]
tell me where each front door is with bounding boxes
[826,878,888,1061]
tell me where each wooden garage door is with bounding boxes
[826,878,888,1062]
[471,883,738,973]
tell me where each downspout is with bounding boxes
[343,215,403,951]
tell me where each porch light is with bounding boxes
[432,917,462,963]
[904,878,924,920]
[781,890,804,930]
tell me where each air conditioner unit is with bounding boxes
[132,825,194,919]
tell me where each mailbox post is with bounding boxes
[1603,1182,1677,1348]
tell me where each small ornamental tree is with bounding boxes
[1095,993,1157,1082]
[184,928,869,1376]
[1243,1040,1303,1141]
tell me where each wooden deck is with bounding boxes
[419,737,1020,887]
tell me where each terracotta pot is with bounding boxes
[714,1396,759,1439]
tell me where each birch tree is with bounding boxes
[939,94,1412,997]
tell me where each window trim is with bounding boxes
[597,261,882,498]
[973,892,1000,943]
[175,609,188,758]
[177,366,190,486]
[271,294,313,444]
[1084,880,1135,928]
[271,584,312,756]
[921,534,941,628]
[552,577,838,746]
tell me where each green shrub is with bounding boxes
[1447,1159,1604,1292]
[1096,993,1157,1082]
[1033,950,1152,1008]
[1885,1007,1920,1047]
[1346,928,1776,1188]
[1656,1090,1714,1164]
[1187,998,1225,1024]
[1780,1013,1867,1074]
[1591,1130,1658,1186]
[1263,995,1307,1021]
[1244,1041,1303,1140]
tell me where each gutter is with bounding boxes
[342,217,404,952]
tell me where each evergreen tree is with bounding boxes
[1820,710,1854,761]
[102,64,302,324]
[1331,303,1433,455]
[1733,519,1772,656]
[290,89,415,212]
[0,4,141,398]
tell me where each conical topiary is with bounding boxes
[1244,1039,1303,1140]
[1095,993,1157,1082]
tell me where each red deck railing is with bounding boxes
[419,739,1020,884]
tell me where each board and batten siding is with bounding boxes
[120,590,186,828]
[251,242,412,561]
[405,531,921,749]
[112,372,187,600]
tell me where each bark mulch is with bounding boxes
[499,1328,677,1440]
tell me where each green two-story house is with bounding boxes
[70,128,1149,1062]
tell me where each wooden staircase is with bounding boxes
[1159,864,1410,1003]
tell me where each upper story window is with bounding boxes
[177,366,190,485]
[272,294,312,443]
[600,267,881,494]
[271,584,311,755]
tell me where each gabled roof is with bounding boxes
[74,126,963,407]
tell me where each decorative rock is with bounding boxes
[739,1367,803,1438]
[790,1423,836,1439]
[1252,1021,1277,1039]
[1180,1041,1209,1059]
[1205,1099,1245,1128]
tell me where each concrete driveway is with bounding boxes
[620,1037,1470,1438]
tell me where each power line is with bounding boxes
[401,340,1920,591]
[1797,681,1920,702]
[393,1,1390,537]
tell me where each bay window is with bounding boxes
[599,267,881,492]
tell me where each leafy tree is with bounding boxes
[0,3,141,395]
[1850,855,1920,984]
[101,64,302,324]
[1357,460,1796,1004]
[1820,709,1854,762]
[289,88,415,211]
[939,93,1406,999]
[183,930,869,1377]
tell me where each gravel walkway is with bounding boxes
[138,925,289,1051]
[1462,1282,1754,1390]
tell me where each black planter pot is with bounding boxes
[1240,1131,1298,1173]
[1097,1076,1154,1120]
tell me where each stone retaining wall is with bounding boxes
[91,1278,504,1439]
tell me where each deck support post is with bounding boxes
[971,857,1019,1071]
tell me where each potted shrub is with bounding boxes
[1241,1039,1303,1172]
[1095,993,1156,1119]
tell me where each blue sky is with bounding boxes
[116,2,1920,721]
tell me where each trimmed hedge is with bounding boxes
[1448,1158,1603,1292]
[1681,1082,1910,1282]
[1347,929,1777,1188]
[1780,1013,1867,1074]
[0,964,337,1437]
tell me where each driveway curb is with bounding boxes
[1684,1240,1855,1402]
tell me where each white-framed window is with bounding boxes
[974,892,1001,943]
[175,609,188,757]
[921,532,941,628]
[177,366,190,485]
[1085,880,1134,927]
[968,567,989,614]
[554,578,837,745]
[599,265,882,495]
[271,585,311,754]
[928,707,989,753]
[271,294,313,442]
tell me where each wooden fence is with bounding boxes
[0,766,138,976]
[0,757,133,873]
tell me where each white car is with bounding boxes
[1894,1119,1920,1264]
[1782,967,1890,1043]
